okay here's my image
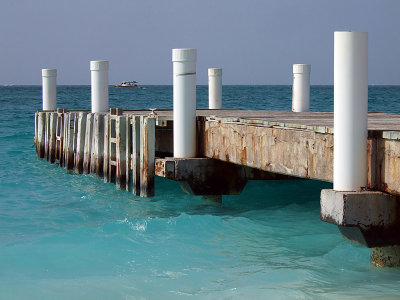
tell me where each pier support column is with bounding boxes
[48,112,57,163]
[42,69,57,111]
[292,64,310,112]
[208,68,222,109]
[91,60,109,113]
[334,31,368,191]
[172,48,197,158]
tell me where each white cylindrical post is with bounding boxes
[208,68,222,109]
[172,48,197,158]
[42,69,57,111]
[334,31,368,191]
[90,60,109,113]
[292,64,311,112]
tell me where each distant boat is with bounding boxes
[114,81,141,88]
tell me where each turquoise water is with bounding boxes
[1,85,400,299]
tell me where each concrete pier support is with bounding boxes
[42,69,57,111]
[292,64,310,112]
[371,246,400,267]
[321,189,400,267]
[208,68,222,109]
[172,48,197,158]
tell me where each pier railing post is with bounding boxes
[90,60,109,113]
[334,31,368,191]
[208,68,222,109]
[42,69,57,111]
[172,48,197,158]
[292,64,311,112]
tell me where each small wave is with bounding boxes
[117,218,148,232]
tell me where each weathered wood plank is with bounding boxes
[74,112,87,174]
[103,114,110,182]
[48,112,57,164]
[37,112,46,158]
[65,112,77,170]
[116,115,127,190]
[125,115,132,192]
[83,113,94,174]
[132,116,141,195]
[140,116,155,197]
[90,113,105,176]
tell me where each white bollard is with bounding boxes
[90,60,109,113]
[208,68,222,109]
[172,48,197,158]
[292,64,311,112]
[42,69,57,111]
[334,31,368,191]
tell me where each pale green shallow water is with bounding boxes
[1,85,400,299]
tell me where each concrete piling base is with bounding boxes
[321,189,400,247]
[371,245,400,267]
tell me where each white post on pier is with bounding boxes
[334,31,368,191]
[292,64,311,112]
[172,48,197,158]
[90,60,109,113]
[42,69,57,111]
[208,68,222,109]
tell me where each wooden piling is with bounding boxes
[34,112,38,147]
[116,115,127,190]
[105,108,123,183]
[65,112,77,170]
[132,116,141,195]
[83,113,94,174]
[103,114,110,182]
[48,112,57,163]
[140,116,155,197]
[90,113,105,177]
[44,112,50,160]
[55,109,66,165]
[37,112,46,158]
[74,112,87,174]
[125,115,132,192]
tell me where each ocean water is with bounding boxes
[1,85,400,299]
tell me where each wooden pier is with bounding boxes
[34,108,400,266]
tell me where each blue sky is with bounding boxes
[1,0,399,85]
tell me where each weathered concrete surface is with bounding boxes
[201,120,334,181]
[155,157,295,195]
[320,189,400,247]
[371,245,400,267]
